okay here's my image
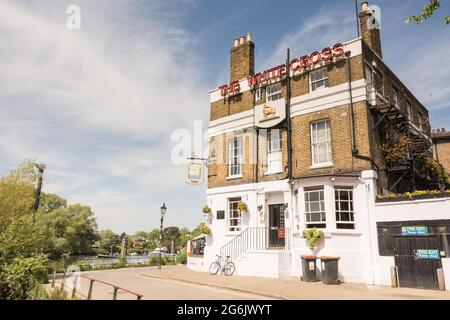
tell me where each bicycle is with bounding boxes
[209,255,235,276]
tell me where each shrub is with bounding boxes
[47,286,69,300]
[0,256,49,300]
[303,229,324,251]
[177,249,187,265]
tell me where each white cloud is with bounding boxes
[0,0,208,232]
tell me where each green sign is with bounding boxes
[416,249,440,259]
[402,226,428,236]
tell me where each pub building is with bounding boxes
[187,2,450,290]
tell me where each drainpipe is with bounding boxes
[346,50,358,156]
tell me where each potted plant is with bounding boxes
[237,202,248,213]
[300,228,324,282]
[202,205,212,215]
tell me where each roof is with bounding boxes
[432,131,450,141]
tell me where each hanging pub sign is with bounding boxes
[402,226,429,236]
[186,160,204,185]
[219,42,345,96]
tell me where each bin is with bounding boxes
[301,256,318,282]
[320,256,340,284]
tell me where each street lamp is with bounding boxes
[32,163,46,222]
[158,202,167,270]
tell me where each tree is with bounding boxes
[43,204,98,257]
[39,192,67,214]
[0,164,46,264]
[406,0,450,25]
[97,229,119,254]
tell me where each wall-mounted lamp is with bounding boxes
[257,205,263,212]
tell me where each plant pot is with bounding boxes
[319,256,340,285]
[301,255,318,282]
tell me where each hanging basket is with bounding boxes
[237,202,248,213]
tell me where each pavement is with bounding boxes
[48,265,450,300]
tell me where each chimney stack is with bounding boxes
[230,33,255,82]
[359,2,382,58]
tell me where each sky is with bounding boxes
[0,0,449,233]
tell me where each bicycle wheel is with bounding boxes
[209,262,221,275]
[223,262,235,276]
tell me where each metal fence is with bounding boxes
[72,254,177,267]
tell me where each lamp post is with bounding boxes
[158,202,167,270]
[32,163,46,222]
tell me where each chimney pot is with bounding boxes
[246,33,252,42]
[234,39,239,47]
[239,36,245,45]
[361,2,369,12]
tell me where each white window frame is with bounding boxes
[392,87,399,107]
[334,187,355,230]
[266,129,282,174]
[310,120,332,167]
[310,67,329,92]
[255,88,262,102]
[418,112,423,131]
[304,187,326,229]
[266,83,281,102]
[228,197,242,232]
[406,101,412,122]
[227,136,243,178]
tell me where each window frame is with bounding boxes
[334,187,355,230]
[304,187,326,229]
[310,120,333,167]
[266,129,283,174]
[266,83,282,102]
[228,197,242,233]
[309,67,329,92]
[227,136,243,178]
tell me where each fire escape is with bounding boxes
[368,88,433,193]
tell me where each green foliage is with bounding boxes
[97,229,119,254]
[43,204,99,257]
[237,202,248,213]
[0,166,47,264]
[177,248,188,265]
[39,192,67,214]
[303,229,323,251]
[406,0,449,25]
[47,286,69,300]
[202,205,212,214]
[191,223,211,237]
[414,153,450,189]
[0,256,49,300]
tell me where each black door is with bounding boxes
[394,236,442,290]
[268,204,285,248]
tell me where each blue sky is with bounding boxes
[0,0,449,233]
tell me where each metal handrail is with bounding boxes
[219,227,291,262]
[56,272,143,300]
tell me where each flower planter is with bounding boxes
[376,192,450,203]
[319,256,340,285]
[301,255,318,282]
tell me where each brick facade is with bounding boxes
[433,133,450,174]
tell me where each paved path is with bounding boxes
[49,267,269,300]
[142,265,450,300]
[49,265,450,300]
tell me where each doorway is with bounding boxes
[268,204,285,248]
[394,236,442,290]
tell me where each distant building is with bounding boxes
[432,128,450,174]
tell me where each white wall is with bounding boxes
[374,197,450,290]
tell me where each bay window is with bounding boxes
[335,187,355,229]
[304,187,326,229]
